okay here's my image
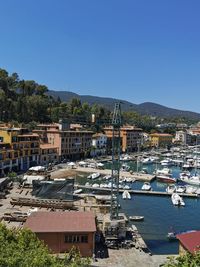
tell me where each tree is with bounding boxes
[163,252,200,267]
[0,223,91,267]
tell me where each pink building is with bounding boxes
[34,121,93,160]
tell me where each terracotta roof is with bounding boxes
[176,231,200,254]
[24,211,96,233]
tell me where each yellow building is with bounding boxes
[0,127,40,173]
[150,133,173,147]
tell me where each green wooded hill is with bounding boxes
[48,90,200,120]
[0,68,198,132]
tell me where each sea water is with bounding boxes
[77,161,200,255]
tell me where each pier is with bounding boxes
[76,185,199,198]
[74,166,155,182]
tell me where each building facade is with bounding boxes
[24,211,96,257]
[34,121,93,161]
[40,144,59,165]
[0,127,40,174]
[91,133,107,157]
[104,125,142,153]
[174,131,191,145]
[150,133,173,147]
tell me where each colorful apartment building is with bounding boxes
[150,133,173,147]
[34,121,93,160]
[104,125,142,153]
[0,127,40,174]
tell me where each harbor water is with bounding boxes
[76,161,200,255]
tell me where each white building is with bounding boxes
[175,131,191,145]
[91,133,107,157]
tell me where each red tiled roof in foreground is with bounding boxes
[176,231,200,254]
[24,211,96,233]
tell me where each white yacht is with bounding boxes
[87,172,101,179]
[185,185,197,194]
[180,175,200,186]
[122,190,131,199]
[141,182,151,191]
[171,193,185,206]
[160,158,173,166]
[154,167,171,176]
[166,184,176,194]
[176,186,186,193]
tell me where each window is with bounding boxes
[81,235,88,243]
[64,234,88,243]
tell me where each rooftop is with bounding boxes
[24,211,96,233]
[177,231,200,254]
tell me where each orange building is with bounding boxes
[104,125,142,153]
[24,211,96,257]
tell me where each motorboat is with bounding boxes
[154,167,171,176]
[167,230,196,240]
[92,183,99,188]
[121,163,130,172]
[141,182,151,191]
[196,188,200,195]
[124,185,131,190]
[166,184,176,194]
[120,154,132,161]
[129,216,144,221]
[141,157,154,164]
[160,158,173,166]
[171,193,185,206]
[179,171,191,180]
[122,190,131,199]
[102,175,111,180]
[176,186,186,193]
[156,174,176,183]
[180,175,200,186]
[87,172,101,179]
[185,185,197,194]
[73,189,83,194]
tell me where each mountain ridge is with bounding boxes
[48,90,200,120]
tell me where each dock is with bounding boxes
[74,166,155,182]
[76,185,199,198]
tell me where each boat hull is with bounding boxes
[156,176,176,183]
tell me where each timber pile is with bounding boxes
[10,197,77,210]
[3,212,27,222]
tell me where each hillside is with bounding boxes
[48,90,200,120]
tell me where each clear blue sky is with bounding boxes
[1,0,200,112]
